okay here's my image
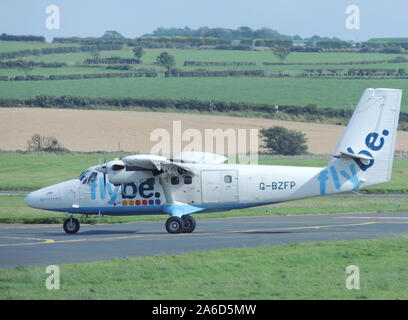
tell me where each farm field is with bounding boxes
[14,47,404,65]
[0,41,79,53]
[1,77,408,111]
[1,43,408,111]
[3,47,407,75]
[1,108,408,156]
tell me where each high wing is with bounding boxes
[172,151,227,165]
[121,154,197,176]
[121,152,227,176]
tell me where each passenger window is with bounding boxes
[184,176,192,184]
[171,176,180,185]
[224,175,232,183]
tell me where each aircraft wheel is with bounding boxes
[63,217,80,234]
[182,215,196,233]
[165,217,185,234]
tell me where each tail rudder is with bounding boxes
[329,88,402,189]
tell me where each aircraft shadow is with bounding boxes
[38,230,144,237]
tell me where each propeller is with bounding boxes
[95,160,108,191]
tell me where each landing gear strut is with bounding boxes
[63,217,80,234]
[165,215,196,234]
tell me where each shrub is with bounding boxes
[261,126,308,155]
[27,134,68,152]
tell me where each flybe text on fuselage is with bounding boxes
[87,177,161,205]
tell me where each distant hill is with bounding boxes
[368,38,408,42]
[144,26,292,40]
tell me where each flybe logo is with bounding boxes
[317,129,389,195]
[88,177,161,205]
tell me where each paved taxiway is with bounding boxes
[1,211,408,268]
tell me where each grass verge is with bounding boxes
[1,237,408,299]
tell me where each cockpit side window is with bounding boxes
[78,170,90,182]
[86,172,98,184]
[81,171,97,184]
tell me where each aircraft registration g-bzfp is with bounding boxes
[25,88,402,234]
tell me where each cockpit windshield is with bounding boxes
[78,168,99,184]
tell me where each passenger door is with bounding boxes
[201,170,239,203]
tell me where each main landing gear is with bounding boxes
[63,216,80,234]
[165,215,196,234]
[62,215,195,235]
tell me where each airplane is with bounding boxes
[25,88,402,234]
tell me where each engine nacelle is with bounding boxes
[106,159,153,185]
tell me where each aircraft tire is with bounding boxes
[165,217,185,234]
[182,215,196,233]
[63,217,80,234]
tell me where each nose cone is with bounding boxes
[25,180,78,211]
[25,191,41,208]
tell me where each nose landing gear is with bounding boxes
[63,216,80,234]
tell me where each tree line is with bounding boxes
[184,61,256,66]
[53,37,129,46]
[1,67,406,82]
[302,68,406,77]
[0,69,157,81]
[168,69,264,77]
[263,56,408,66]
[146,26,291,41]
[0,44,123,60]
[0,94,357,116]
[81,57,141,65]
[0,33,45,42]
[0,60,67,68]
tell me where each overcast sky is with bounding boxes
[0,0,406,42]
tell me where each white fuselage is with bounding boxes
[25,160,362,216]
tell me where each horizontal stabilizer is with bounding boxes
[337,151,374,161]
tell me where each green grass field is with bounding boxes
[2,237,408,299]
[14,47,402,66]
[1,44,407,111]
[0,41,79,53]
[1,77,408,111]
[3,47,406,75]
[2,47,405,72]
